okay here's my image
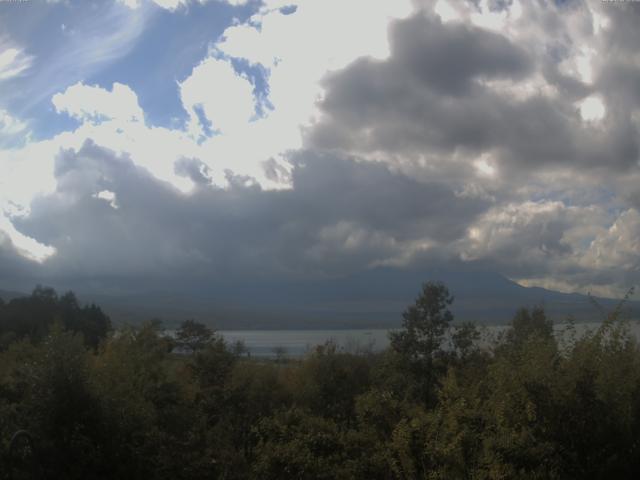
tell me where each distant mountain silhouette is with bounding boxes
[0,289,26,302]
[72,269,638,329]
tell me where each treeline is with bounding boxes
[1,283,640,479]
[0,286,110,350]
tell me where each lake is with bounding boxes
[218,329,392,357]
[219,321,640,357]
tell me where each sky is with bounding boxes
[0,0,639,299]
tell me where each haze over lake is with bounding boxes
[218,321,640,357]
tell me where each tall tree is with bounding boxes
[389,281,454,404]
[176,319,214,354]
[390,281,454,361]
[506,306,553,347]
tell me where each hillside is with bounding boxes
[71,269,638,329]
[0,289,26,302]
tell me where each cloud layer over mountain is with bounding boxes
[0,0,638,299]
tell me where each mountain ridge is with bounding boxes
[3,270,636,329]
[68,269,638,329]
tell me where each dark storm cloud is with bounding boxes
[306,2,640,295]
[0,232,37,282]
[12,140,489,281]
[174,157,213,186]
[390,12,532,95]
[308,7,640,179]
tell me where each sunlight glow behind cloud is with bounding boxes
[578,96,606,122]
[0,213,56,263]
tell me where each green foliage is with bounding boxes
[253,407,383,480]
[175,319,214,354]
[293,341,372,422]
[1,282,640,479]
[28,324,105,477]
[0,324,106,478]
[91,320,203,479]
[389,281,455,405]
[505,306,554,348]
[451,321,481,360]
[390,281,454,361]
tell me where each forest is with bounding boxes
[1,282,639,479]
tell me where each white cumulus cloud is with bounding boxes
[179,57,255,136]
[52,82,145,123]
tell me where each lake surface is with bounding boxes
[219,329,392,357]
[219,321,640,358]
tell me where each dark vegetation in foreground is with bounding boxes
[0,283,639,479]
